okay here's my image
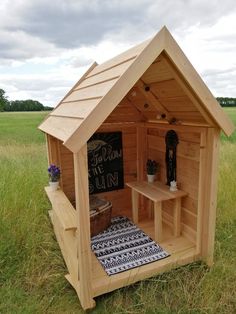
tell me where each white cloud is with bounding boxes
[0,0,235,105]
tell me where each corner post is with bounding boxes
[73,145,95,309]
[201,128,220,266]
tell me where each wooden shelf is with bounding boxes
[126,181,188,202]
[45,186,77,231]
[126,181,188,242]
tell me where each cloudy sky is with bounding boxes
[0,0,235,107]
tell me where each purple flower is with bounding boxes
[48,164,61,182]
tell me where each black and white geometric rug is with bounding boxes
[91,216,170,276]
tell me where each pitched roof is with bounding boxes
[39,26,234,152]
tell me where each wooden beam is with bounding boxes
[73,145,95,309]
[135,80,173,121]
[200,128,220,266]
[137,125,147,209]
[196,129,207,254]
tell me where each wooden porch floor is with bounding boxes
[91,219,198,297]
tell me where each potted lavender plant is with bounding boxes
[48,164,61,191]
[146,159,159,183]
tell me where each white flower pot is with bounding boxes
[170,180,177,191]
[147,174,155,183]
[49,181,59,191]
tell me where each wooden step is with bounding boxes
[45,186,77,230]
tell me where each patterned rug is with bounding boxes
[91,216,170,276]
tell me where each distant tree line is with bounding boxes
[216,97,236,107]
[0,88,53,112]
[1,88,235,112]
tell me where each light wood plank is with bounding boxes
[79,58,135,88]
[147,127,201,144]
[158,96,197,112]
[200,128,220,266]
[151,79,186,98]
[147,134,200,162]
[49,210,78,281]
[39,116,83,142]
[74,146,95,309]
[154,201,162,241]
[51,98,101,119]
[66,78,118,102]
[144,122,205,133]
[167,111,206,123]
[131,189,139,223]
[141,55,173,83]
[173,198,181,236]
[45,186,76,230]
[181,222,197,243]
[105,99,143,123]
[196,130,207,253]
[137,126,147,209]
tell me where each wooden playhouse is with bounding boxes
[39,26,234,310]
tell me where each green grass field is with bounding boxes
[0,111,235,313]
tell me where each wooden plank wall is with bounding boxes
[59,143,75,202]
[47,134,75,202]
[96,125,137,218]
[146,125,201,242]
[48,125,202,243]
[49,126,137,216]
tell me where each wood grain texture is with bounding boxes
[66,78,118,102]
[79,58,135,88]
[40,116,82,142]
[104,98,143,123]
[141,55,173,83]
[91,220,197,297]
[45,187,76,230]
[51,98,101,119]
[49,210,78,283]
[74,146,95,309]
[200,128,220,266]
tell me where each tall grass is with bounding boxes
[0,111,235,313]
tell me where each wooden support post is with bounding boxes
[154,201,162,242]
[200,128,220,266]
[74,145,95,310]
[136,126,147,211]
[173,198,181,237]
[131,189,139,224]
[196,129,207,254]
[148,199,154,219]
[45,134,52,165]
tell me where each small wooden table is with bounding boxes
[126,181,188,242]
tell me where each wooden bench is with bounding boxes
[45,186,77,231]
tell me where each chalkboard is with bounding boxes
[87,132,124,194]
